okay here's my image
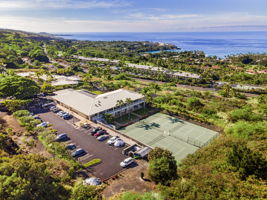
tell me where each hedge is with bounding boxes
[83,158,102,168]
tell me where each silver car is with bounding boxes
[114,139,125,147]
[107,136,119,145]
[120,157,134,167]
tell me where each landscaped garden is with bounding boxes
[114,113,139,125]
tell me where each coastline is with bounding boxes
[54,31,267,57]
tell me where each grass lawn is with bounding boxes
[115,113,138,124]
[90,90,104,95]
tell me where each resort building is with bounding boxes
[52,89,145,121]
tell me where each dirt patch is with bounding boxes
[0,112,26,134]
[103,160,155,198]
[29,138,53,158]
[0,112,52,158]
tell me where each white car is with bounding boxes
[120,157,134,167]
[107,136,119,145]
[114,139,125,147]
[83,177,102,186]
[37,122,49,127]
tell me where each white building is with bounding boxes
[52,89,145,121]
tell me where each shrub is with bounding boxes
[113,73,131,80]
[70,182,103,200]
[228,143,267,179]
[186,97,204,111]
[226,121,267,139]
[229,107,263,122]
[115,191,163,200]
[13,110,30,118]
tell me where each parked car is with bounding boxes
[120,157,134,167]
[107,136,119,145]
[72,148,86,157]
[97,134,109,141]
[114,139,125,147]
[55,133,69,142]
[90,127,102,135]
[37,93,46,97]
[42,102,55,108]
[83,177,101,186]
[66,143,76,150]
[37,122,49,127]
[94,129,107,137]
[62,113,72,120]
[57,111,66,117]
[50,106,60,113]
[81,123,91,129]
[34,115,42,121]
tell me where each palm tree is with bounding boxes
[116,99,124,108]
[125,98,133,118]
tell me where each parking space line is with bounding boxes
[34,107,129,180]
[78,154,93,162]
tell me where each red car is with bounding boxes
[94,129,107,137]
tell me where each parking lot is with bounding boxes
[30,101,129,180]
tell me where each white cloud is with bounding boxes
[0,0,130,9]
[0,13,267,32]
[127,13,200,21]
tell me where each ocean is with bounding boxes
[57,32,267,58]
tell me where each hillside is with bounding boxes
[0,29,266,200]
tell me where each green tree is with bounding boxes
[227,143,267,179]
[103,113,115,124]
[40,82,54,93]
[0,154,70,200]
[0,75,40,99]
[1,99,31,112]
[219,84,236,98]
[148,148,177,185]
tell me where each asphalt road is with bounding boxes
[36,110,128,180]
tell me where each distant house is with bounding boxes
[245,69,267,75]
[258,70,267,74]
[211,65,221,70]
[245,69,257,75]
[52,89,145,121]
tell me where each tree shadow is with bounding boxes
[74,170,89,179]
[137,122,160,130]
[168,116,184,124]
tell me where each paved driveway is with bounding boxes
[37,110,128,180]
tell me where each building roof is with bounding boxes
[52,89,144,117]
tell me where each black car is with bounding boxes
[62,114,73,120]
[81,123,91,129]
[34,115,42,121]
[90,127,102,135]
[66,143,76,150]
[55,133,69,142]
[71,148,86,157]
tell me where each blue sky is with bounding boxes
[0,0,267,32]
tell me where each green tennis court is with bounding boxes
[120,113,219,162]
